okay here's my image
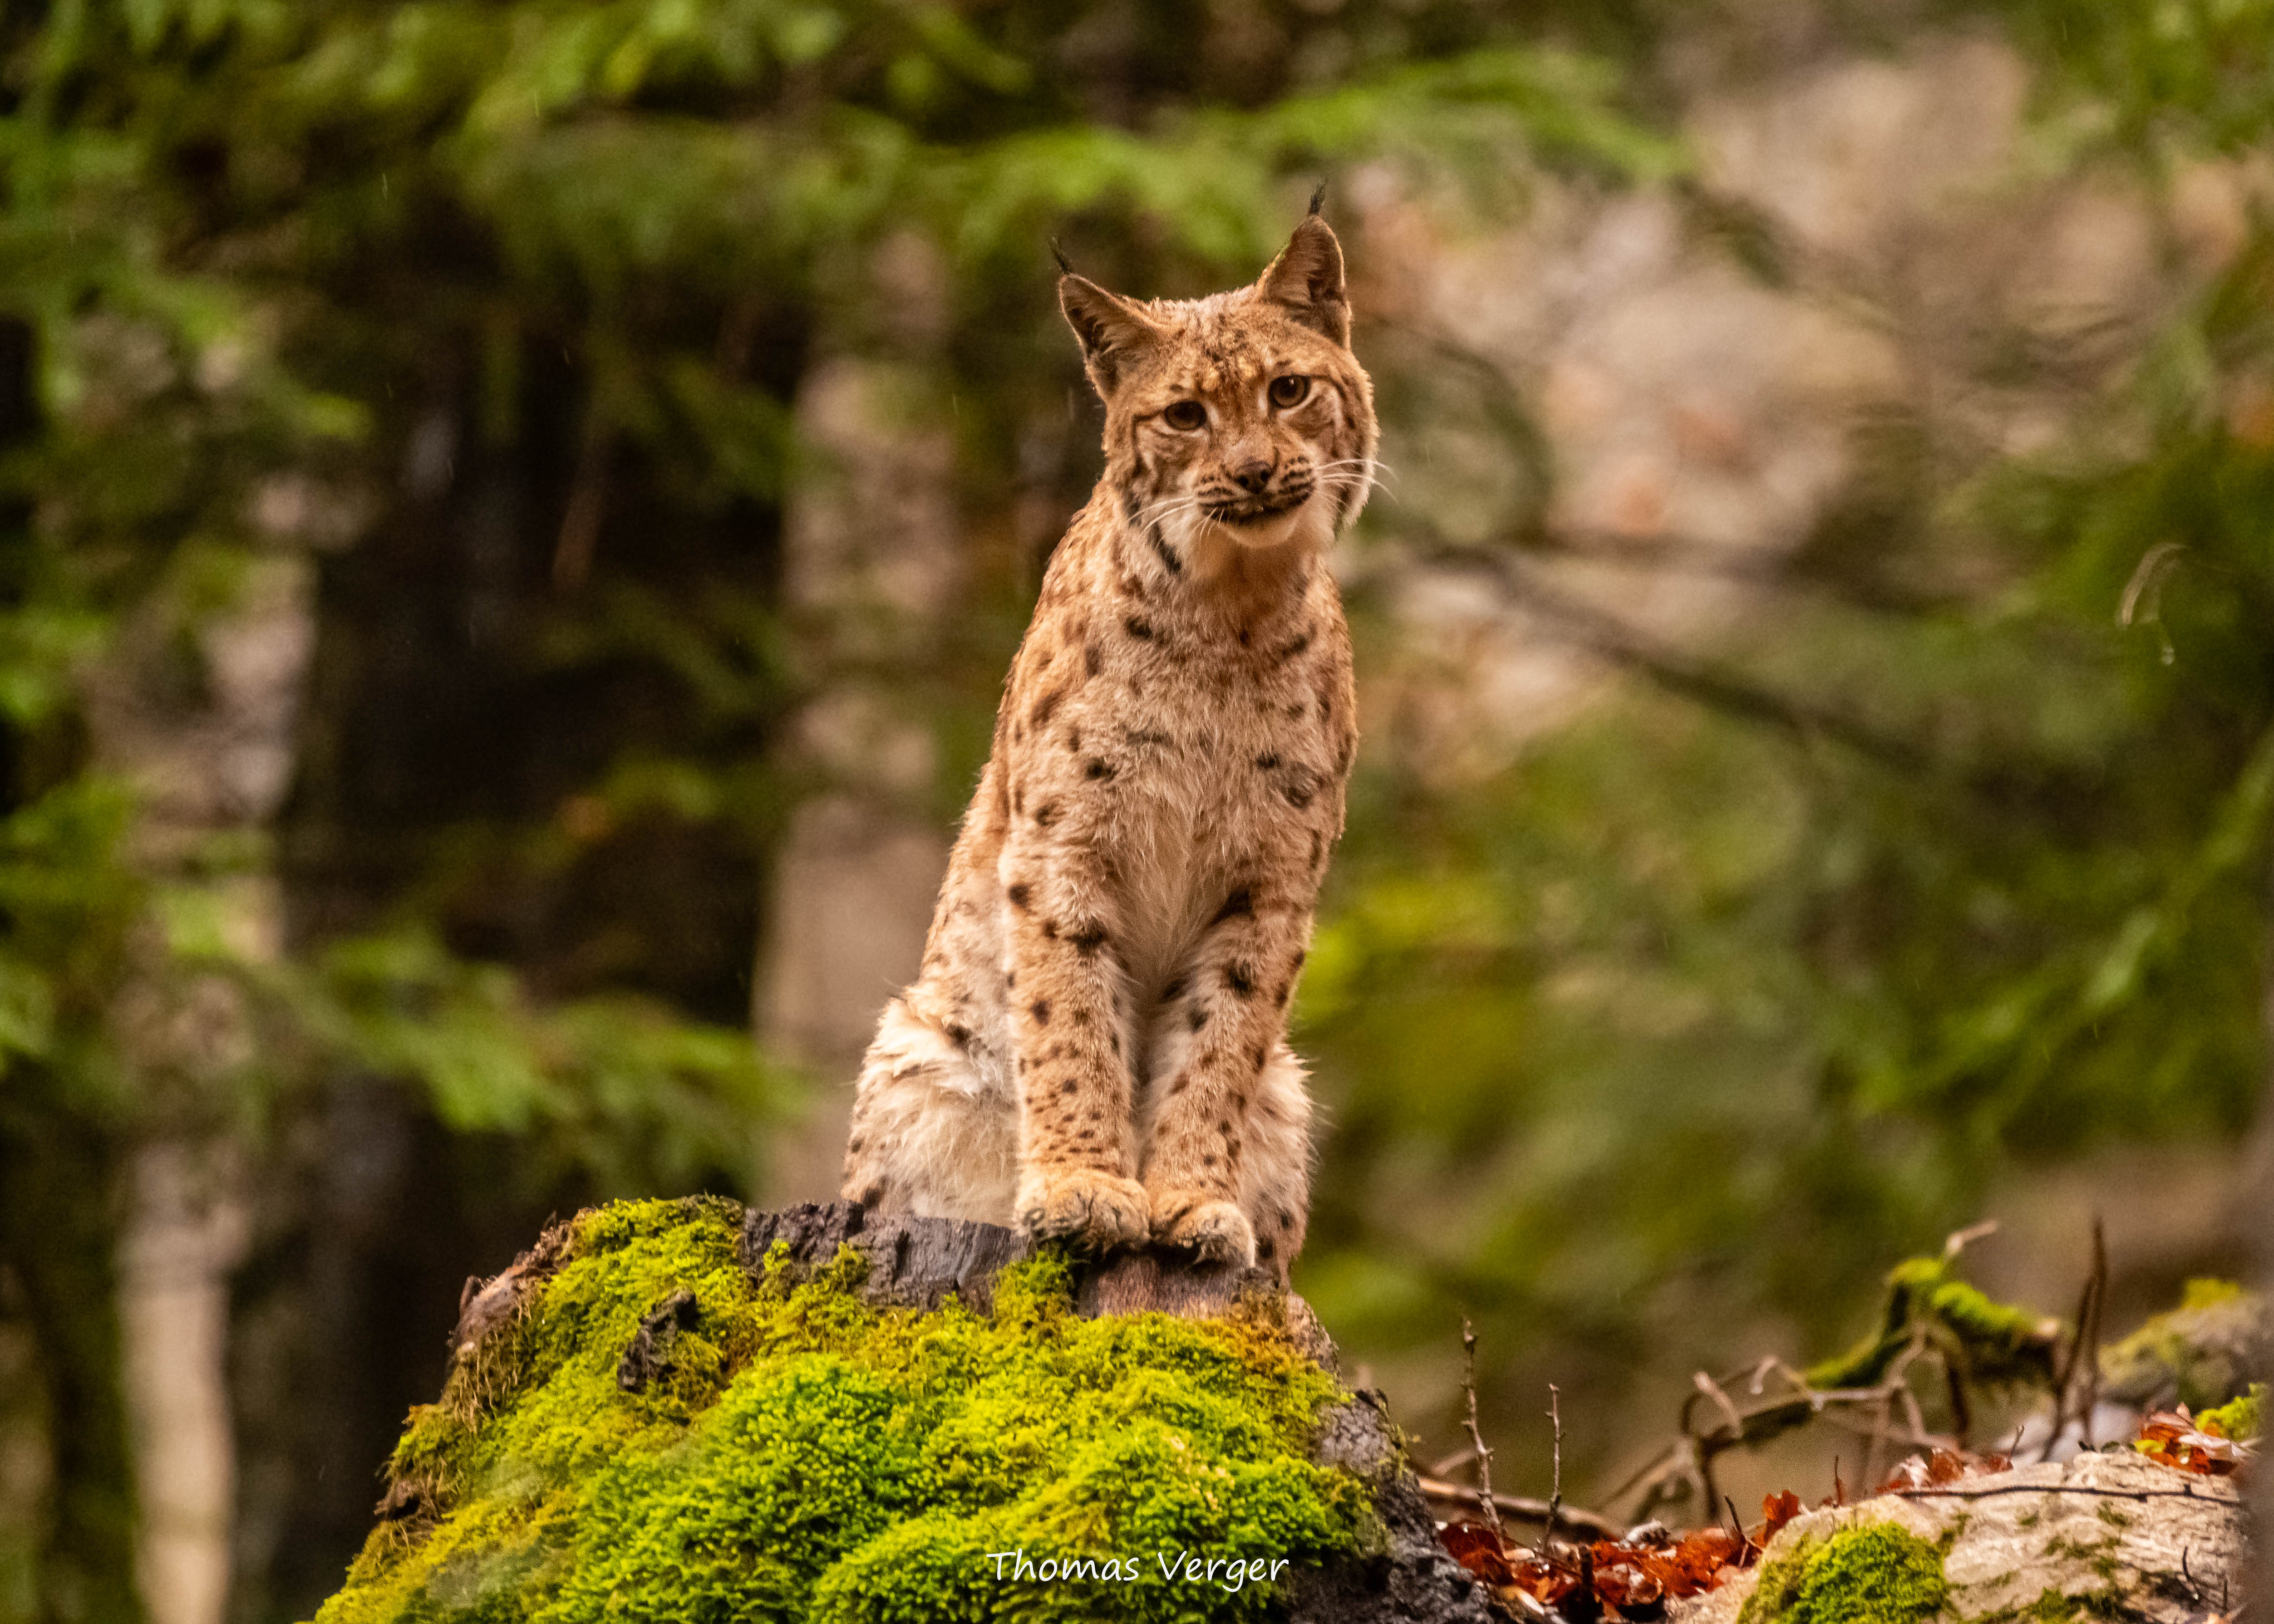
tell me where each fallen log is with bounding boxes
[1673,1450,2248,1624]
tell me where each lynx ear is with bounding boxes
[1060,275,1163,394]
[1256,213,1350,346]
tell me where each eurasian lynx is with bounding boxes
[840,202,1377,1276]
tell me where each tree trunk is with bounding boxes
[0,1111,143,1624]
[85,552,315,1624]
[114,1144,246,1624]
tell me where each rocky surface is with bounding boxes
[1675,1450,2249,1624]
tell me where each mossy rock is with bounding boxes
[2098,1280,2269,1414]
[1737,1523,1950,1624]
[312,1198,1493,1624]
[1689,1451,2246,1624]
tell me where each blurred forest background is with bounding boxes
[0,0,2269,1620]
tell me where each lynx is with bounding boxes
[839,201,1377,1275]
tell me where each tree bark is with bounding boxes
[85,552,315,1624]
[0,1111,143,1624]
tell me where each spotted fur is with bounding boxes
[840,211,1378,1275]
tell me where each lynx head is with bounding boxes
[1059,205,1380,564]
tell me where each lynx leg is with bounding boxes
[1138,888,1312,1266]
[842,1000,1018,1223]
[1237,1045,1313,1278]
[999,839,1151,1254]
[1134,985,1311,1270]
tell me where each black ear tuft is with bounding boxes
[1059,275,1163,395]
[1050,238,1073,275]
[1257,213,1350,346]
[1307,181,1327,217]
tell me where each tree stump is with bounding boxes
[734,1202,1497,1624]
[324,1195,1496,1624]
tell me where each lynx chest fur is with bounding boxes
[841,205,1377,1276]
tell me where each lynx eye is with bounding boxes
[1268,375,1311,409]
[1161,400,1207,432]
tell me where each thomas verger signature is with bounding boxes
[986,1548,1293,1594]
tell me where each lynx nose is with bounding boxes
[1231,458,1274,494]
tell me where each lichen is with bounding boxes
[2038,1533,2122,1585]
[312,1197,1373,1623]
[1739,1524,1949,1624]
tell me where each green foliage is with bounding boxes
[1973,0,2274,151]
[4,0,2272,1604]
[2196,1382,2262,1441]
[282,929,782,1192]
[0,0,1674,1179]
[1298,83,2274,1429]
[0,0,1678,1602]
[320,1197,1371,1624]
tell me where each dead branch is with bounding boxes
[1547,1384,1565,1553]
[1416,1477,1624,1541]
[2042,1218,2109,1462]
[1892,1482,2240,1505]
[1462,1317,1505,1542]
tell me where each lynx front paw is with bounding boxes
[1149,1194,1257,1266]
[1015,1168,1150,1253]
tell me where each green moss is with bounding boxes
[1741,1524,1949,1624]
[1794,1526,1949,1624]
[2177,1279,2244,1312]
[312,1198,1372,1624]
[1970,1586,2134,1624]
[1806,1259,2054,1393]
[1919,1281,2057,1386]
[2197,1382,2262,1441]
[2100,1282,2266,1412]
[1737,1531,1825,1624]
[2038,1533,2122,1585]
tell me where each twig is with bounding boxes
[1944,1221,2000,1259]
[1429,1445,1479,1478]
[2077,1218,2107,1449]
[1415,1478,1624,1540]
[1812,1411,1946,1453]
[1891,1482,2240,1504]
[1864,1383,1891,1491]
[2044,1218,2108,1462]
[1944,1360,1974,1450]
[1546,1383,1564,1553]
[1725,1494,1758,1562]
[1693,1370,1747,1438]
[1461,1318,1505,1542]
[1693,1370,1749,1513]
